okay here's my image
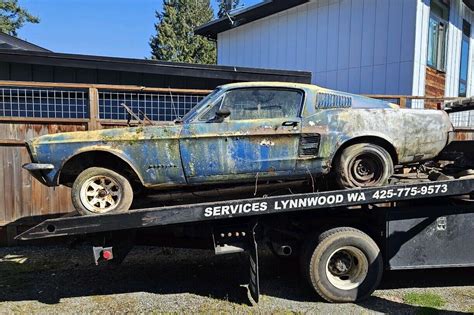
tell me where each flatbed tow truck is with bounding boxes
[15,101,474,304]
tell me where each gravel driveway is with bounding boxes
[0,245,472,314]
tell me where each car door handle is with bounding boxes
[282,121,299,127]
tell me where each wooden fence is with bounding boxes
[0,80,467,244]
[0,80,209,244]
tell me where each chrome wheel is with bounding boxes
[79,175,122,214]
[325,246,369,291]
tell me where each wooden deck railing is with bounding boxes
[364,94,457,108]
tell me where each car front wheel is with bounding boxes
[72,167,133,216]
[335,143,393,188]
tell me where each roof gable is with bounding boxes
[195,0,309,39]
[0,32,50,52]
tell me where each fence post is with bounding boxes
[399,97,407,108]
[88,87,100,130]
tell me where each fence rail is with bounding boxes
[0,81,210,132]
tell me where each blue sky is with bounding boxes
[17,0,260,58]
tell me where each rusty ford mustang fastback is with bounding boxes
[23,82,453,215]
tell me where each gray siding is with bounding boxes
[412,0,430,106]
[217,0,418,95]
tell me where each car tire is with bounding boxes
[336,143,393,188]
[301,227,383,303]
[72,167,133,216]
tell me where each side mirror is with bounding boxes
[216,108,231,118]
[207,108,231,123]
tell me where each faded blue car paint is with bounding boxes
[179,118,302,183]
[28,124,187,187]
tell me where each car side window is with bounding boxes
[221,88,303,120]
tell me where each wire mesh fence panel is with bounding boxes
[98,91,206,121]
[366,97,414,108]
[0,87,89,118]
[375,98,401,104]
[449,111,474,128]
[410,99,424,109]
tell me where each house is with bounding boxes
[0,32,311,121]
[0,32,310,89]
[197,0,474,109]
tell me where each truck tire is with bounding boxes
[336,143,393,188]
[301,227,383,302]
[72,167,133,216]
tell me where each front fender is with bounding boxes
[57,147,147,186]
[33,140,187,188]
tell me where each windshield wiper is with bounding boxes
[121,103,154,126]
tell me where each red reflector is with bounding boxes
[102,250,113,260]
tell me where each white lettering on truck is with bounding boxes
[204,202,268,217]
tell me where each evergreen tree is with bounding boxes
[217,0,240,18]
[0,0,39,36]
[150,0,216,64]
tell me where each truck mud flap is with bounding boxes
[212,222,260,304]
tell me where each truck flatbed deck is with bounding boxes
[16,178,474,240]
[16,177,474,303]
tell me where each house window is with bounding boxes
[427,0,449,71]
[459,20,471,97]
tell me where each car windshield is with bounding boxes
[182,88,222,122]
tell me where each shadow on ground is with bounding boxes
[0,245,472,313]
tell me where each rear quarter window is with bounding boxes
[316,92,352,109]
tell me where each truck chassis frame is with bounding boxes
[17,177,474,303]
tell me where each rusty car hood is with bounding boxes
[29,123,182,147]
[26,123,186,187]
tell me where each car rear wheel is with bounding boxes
[72,167,133,216]
[335,143,393,188]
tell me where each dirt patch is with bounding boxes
[0,245,472,314]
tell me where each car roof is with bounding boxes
[219,81,318,91]
[219,81,399,109]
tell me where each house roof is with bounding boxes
[0,49,311,83]
[463,0,474,10]
[0,32,50,52]
[195,0,309,39]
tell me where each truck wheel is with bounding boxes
[336,143,393,188]
[72,167,133,216]
[301,227,383,302]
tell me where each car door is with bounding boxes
[180,87,305,184]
